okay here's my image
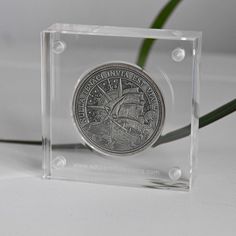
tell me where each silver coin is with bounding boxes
[72,62,165,156]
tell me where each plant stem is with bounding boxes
[152,98,236,147]
[0,139,41,145]
[1,0,235,149]
[136,0,182,68]
[1,98,235,148]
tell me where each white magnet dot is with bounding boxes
[52,156,67,169]
[171,48,185,62]
[169,167,182,181]
[52,40,66,54]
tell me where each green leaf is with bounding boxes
[136,0,182,68]
[1,99,235,149]
[152,98,236,147]
[1,0,235,151]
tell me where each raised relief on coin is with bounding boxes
[72,62,165,156]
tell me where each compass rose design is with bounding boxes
[72,62,165,156]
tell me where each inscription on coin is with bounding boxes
[72,62,165,155]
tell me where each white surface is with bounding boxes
[0,54,236,235]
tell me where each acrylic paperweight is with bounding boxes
[41,24,201,191]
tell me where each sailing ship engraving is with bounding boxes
[73,62,165,155]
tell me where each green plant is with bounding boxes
[0,0,235,148]
[136,0,182,68]
[136,0,236,147]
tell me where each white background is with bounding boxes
[0,0,236,53]
[0,1,235,235]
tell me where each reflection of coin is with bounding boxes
[72,62,165,156]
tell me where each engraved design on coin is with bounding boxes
[72,62,165,156]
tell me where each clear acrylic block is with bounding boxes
[41,24,201,191]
